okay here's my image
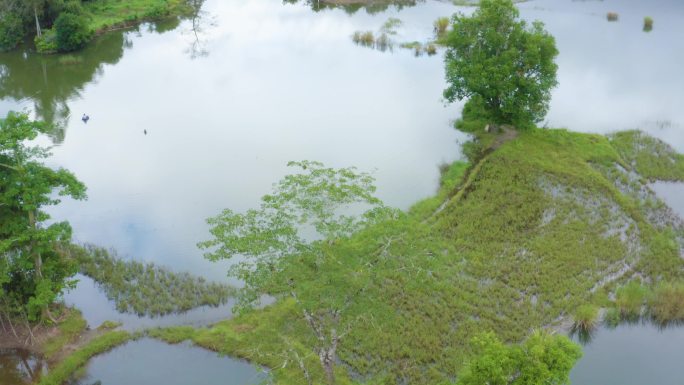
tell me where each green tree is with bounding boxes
[0,111,86,323]
[456,331,582,385]
[54,10,91,52]
[0,8,24,52]
[443,0,559,129]
[200,161,397,385]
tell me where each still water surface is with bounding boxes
[1,0,684,383]
[68,339,267,385]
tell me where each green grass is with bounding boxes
[572,305,599,333]
[171,124,684,384]
[615,281,649,320]
[38,330,133,385]
[648,282,684,325]
[42,309,88,359]
[82,0,192,33]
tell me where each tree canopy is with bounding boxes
[443,0,559,129]
[200,160,398,385]
[0,111,86,321]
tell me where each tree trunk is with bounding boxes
[34,6,42,37]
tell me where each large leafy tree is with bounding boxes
[443,0,559,129]
[0,111,86,323]
[456,331,582,385]
[200,161,397,385]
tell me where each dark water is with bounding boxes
[0,349,47,385]
[68,339,267,385]
[570,324,684,385]
[1,0,684,382]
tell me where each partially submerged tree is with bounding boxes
[200,161,397,385]
[443,0,559,129]
[0,111,86,325]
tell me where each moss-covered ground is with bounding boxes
[139,125,684,384]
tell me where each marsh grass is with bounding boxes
[42,309,87,358]
[572,305,599,333]
[648,282,684,325]
[607,12,619,22]
[433,17,449,37]
[615,281,649,320]
[425,44,437,56]
[351,31,375,47]
[643,16,654,32]
[186,124,684,384]
[71,244,235,317]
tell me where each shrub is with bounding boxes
[35,29,59,54]
[54,12,93,52]
[648,282,684,325]
[0,12,24,52]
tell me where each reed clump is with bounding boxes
[352,31,375,47]
[434,17,450,37]
[572,304,599,333]
[615,281,649,320]
[643,16,653,32]
[648,282,684,325]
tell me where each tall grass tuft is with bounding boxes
[433,17,450,37]
[643,16,654,32]
[615,281,649,320]
[648,282,684,325]
[607,12,619,22]
[572,304,599,332]
[352,31,375,47]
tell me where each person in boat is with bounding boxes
[82,114,90,123]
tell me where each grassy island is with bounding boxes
[143,124,684,384]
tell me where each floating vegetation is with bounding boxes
[607,12,619,22]
[399,41,437,56]
[643,16,654,32]
[352,18,404,52]
[57,55,84,65]
[351,30,376,47]
[69,244,235,317]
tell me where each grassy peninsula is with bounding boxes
[145,123,684,384]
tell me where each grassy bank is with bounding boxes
[83,0,193,34]
[144,124,684,384]
[38,330,134,385]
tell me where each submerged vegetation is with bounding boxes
[71,244,235,317]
